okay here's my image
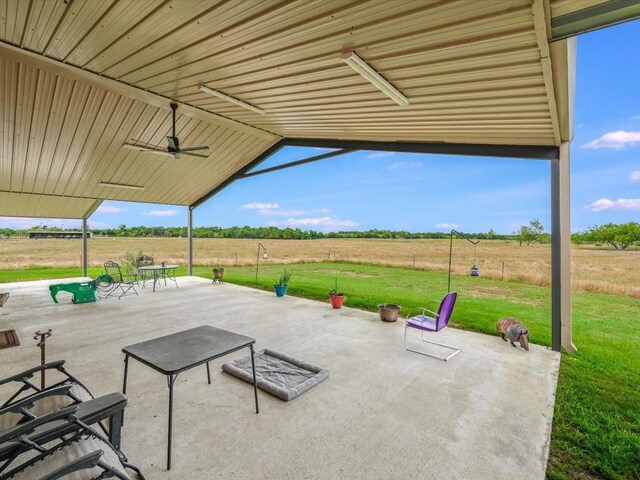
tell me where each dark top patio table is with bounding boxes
[137,264,179,292]
[122,325,259,470]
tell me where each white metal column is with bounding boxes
[551,143,576,353]
[82,217,88,277]
[187,207,193,276]
[559,142,576,352]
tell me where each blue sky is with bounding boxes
[3,21,639,234]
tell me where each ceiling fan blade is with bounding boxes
[180,151,209,158]
[123,143,174,158]
[166,136,179,151]
[179,145,209,152]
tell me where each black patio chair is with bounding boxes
[135,255,154,287]
[103,261,138,299]
[1,361,92,428]
[0,360,124,448]
[0,405,144,479]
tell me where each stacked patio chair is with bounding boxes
[135,255,154,288]
[103,261,138,299]
[0,360,124,448]
[0,361,143,479]
[0,405,144,479]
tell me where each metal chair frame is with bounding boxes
[0,406,145,480]
[135,256,154,287]
[103,262,138,299]
[404,294,461,361]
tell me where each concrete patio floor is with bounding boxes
[0,276,559,479]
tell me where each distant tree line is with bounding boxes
[3,222,638,248]
[1,224,513,240]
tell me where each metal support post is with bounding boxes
[82,217,88,277]
[559,143,576,352]
[187,208,193,276]
[551,159,562,352]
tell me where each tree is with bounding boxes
[517,218,544,246]
[583,222,640,250]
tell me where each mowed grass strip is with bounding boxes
[1,262,638,479]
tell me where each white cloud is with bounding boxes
[631,170,640,181]
[631,116,640,120]
[364,151,396,159]
[389,161,423,170]
[242,202,279,210]
[145,209,178,217]
[586,198,640,212]
[96,205,125,214]
[581,131,640,150]
[434,223,461,229]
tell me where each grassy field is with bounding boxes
[1,237,639,296]
[1,241,639,479]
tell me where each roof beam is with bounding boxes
[190,140,287,209]
[240,149,355,179]
[282,138,559,160]
[0,41,278,141]
[532,0,561,146]
[551,0,640,41]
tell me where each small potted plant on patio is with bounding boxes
[212,260,224,284]
[377,303,401,322]
[274,269,292,297]
[328,278,345,309]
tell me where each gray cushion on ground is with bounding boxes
[221,348,329,401]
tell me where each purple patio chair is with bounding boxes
[404,292,461,361]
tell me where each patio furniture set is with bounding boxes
[103,256,180,298]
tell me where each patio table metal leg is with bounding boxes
[121,355,129,426]
[153,271,158,292]
[206,362,211,384]
[167,374,176,470]
[250,345,259,414]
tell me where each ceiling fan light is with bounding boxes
[199,85,266,115]
[340,51,409,107]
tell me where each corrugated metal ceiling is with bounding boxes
[0,0,585,218]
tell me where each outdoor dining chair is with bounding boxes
[104,261,138,299]
[0,405,144,479]
[135,255,154,286]
[404,291,461,361]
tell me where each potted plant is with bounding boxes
[328,278,345,309]
[377,304,401,322]
[274,269,292,297]
[212,261,224,284]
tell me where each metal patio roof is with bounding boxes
[0,0,638,219]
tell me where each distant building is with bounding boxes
[28,231,90,240]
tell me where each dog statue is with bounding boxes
[496,317,529,351]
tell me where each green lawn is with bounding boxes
[2,262,638,479]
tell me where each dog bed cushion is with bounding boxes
[222,348,329,401]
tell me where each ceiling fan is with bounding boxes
[123,103,209,159]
